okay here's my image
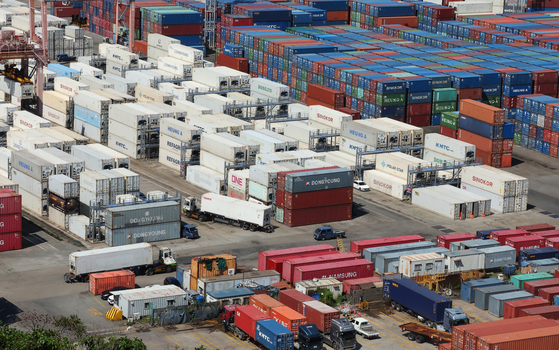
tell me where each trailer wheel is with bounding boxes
[407,333,416,341]
[64,273,72,283]
[250,224,256,232]
[146,268,154,276]
[266,226,273,233]
[83,275,89,283]
[199,215,206,222]
[242,223,249,230]
[165,266,172,273]
[415,335,425,344]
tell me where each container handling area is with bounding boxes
[4,0,559,348]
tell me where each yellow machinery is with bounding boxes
[336,236,345,252]
[106,306,123,321]
[358,300,369,311]
[1,64,32,84]
[416,273,447,292]
[70,15,88,28]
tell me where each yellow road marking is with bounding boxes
[94,298,107,309]
[87,308,102,317]
[165,335,183,349]
[195,331,217,350]
[190,332,212,350]
[363,315,422,350]
[381,311,418,325]
[464,311,485,323]
[223,332,249,349]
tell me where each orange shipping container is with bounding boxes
[191,254,237,279]
[190,275,197,291]
[476,325,559,350]
[270,306,308,340]
[89,270,135,295]
[459,99,505,124]
[250,294,284,316]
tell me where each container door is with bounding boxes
[435,260,444,273]
[472,201,480,218]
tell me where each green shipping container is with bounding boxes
[376,93,405,106]
[514,133,522,145]
[433,101,457,113]
[440,112,459,130]
[511,272,553,289]
[482,96,501,107]
[433,88,458,102]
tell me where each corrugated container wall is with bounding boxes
[191,254,237,279]
[89,270,135,295]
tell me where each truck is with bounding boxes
[64,242,177,283]
[383,278,469,332]
[321,318,356,350]
[314,226,346,240]
[56,53,76,62]
[182,224,199,239]
[295,324,323,350]
[398,322,452,345]
[350,318,379,339]
[183,193,274,233]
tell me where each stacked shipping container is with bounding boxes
[0,188,22,252]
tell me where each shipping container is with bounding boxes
[197,270,279,297]
[71,145,116,171]
[517,224,555,233]
[74,90,111,114]
[376,152,426,180]
[282,252,359,283]
[506,235,544,255]
[461,278,506,303]
[518,305,559,319]
[351,235,425,255]
[105,201,180,230]
[278,289,315,314]
[425,133,476,162]
[476,325,559,349]
[411,186,467,220]
[250,78,289,101]
[444,249,485,273]
[363,241,436,263]
[12,150,54,181]
[437,233,476,249]
[283,167,353,194]
[488,291,534,317]
[186,166,224,194]
[105,221,181,246]
[491,229,530,245]
[191,254,237,279]
[89,270,135,295]
[281,203,352,227]
[524,278,559,295]
[301,300,340,334]
[48,174,78,199]
[258,244,336,271]
[503,298,550,319]
[250,294,284,316]
[0,231,21,252]
[459,99,505,124]
[461,183,515,214]
[54,76,89,96]
[538,286,559,303]
[69,243,154,276]
[342,276,382,295]
[234,305,271,339]
[362,170,407,200]
[293,259,373,284]
[281,187,353,210]
[13,111,51,129]
[400,252,446,277]
[79,170,109,194]
[270,306,307,340]
[461,166,516,197]
[475,284,520,310]
[479,246,517,270]
[511,272,553,289]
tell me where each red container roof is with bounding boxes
[296,259,372,273]
[506,235,543,243]
[438,232,476,240]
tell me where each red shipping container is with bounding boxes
[533,70,559,84]
[518,305,559,319]
[457,87,482,100]
[216,53,248,72]
[350,235,425,255]
[268,251,339,275]
[0,231,21,252]
[89,270,135,295]
[283,187,353,210]
[503,298,550,319]
[439,342,451,350]
[279,289,315,314]
[534,82,558,96]
[517,224,555,232]
[342,276,382,295]
[476,325,559,350]
[539,286,559,302]
[283,252,360,283]
[234,305,270,339]
[53,6,80,17]
[505,235,544,254]
[270,306,307,340]
[293,259,374,284]
[406,114,431,126]
[302,300,340,334]
[406,103,431,116]
[0,213,21,233]
[258,244,336,271]
[465,318,559,350]
[378,16,419,27]
[307,84,345,108]
[503,139,513,152]
[547,237,559,249]
[249,294,284,316]
[459,99,505,124]
[501,153,512,168]
[0,189,21,215]
[158,24,202,36]
[476,149,502,167]
[491,229,529,245]
[306,97,335,109]
[282,203,352,228]
[524,278,559,294]
[440,125,458,138]
[437,232,476,248]
[134,40,147,55]
[336,107,360,120]
[458,129,503,153]
[533,230,559,239]
[326,11,347,21]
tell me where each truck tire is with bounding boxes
[185,212,191,218]
[199,215,206,222]
[266,226,273,233]
[242,223,249,230]
[249,225,256,232]
[407,334,416,341]
[64,273,73,283]
[415,335,425,344]
[146,268,154,276]
[165,266,172,273]
[83,275,89,283]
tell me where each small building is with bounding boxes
[443,249,484,273]
[206,287,255,308]
[111,285,187,318]
[399,253,445,278]
[295,277,343,300]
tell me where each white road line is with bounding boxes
[31,234,59,251]
[22,236,46,251]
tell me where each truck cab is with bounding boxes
[182,224,199,239]
[323,318,356,350]
[144,247,177,275]
[314,226,346,241]
[350,318,379,339]
[441,307,469,332]
[183,196,203,220]
[297,324,323,350]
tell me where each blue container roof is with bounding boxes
[207,288,254,298]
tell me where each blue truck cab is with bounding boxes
[182,224,199,239]
[313,226,346,240]
[297,324,323,350]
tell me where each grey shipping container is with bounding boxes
[284,167,353,193]
[48,174,79,199]
[460,278,506,303]
[97,169,126,199]
[375,247,449,274]
[111,168,140,193]
[12,150,55,181]
[105,201,180,229]
[71,145,116,171]
[363,241,436,263]
[105,221,181,246]
[449,239,500,251]
[488,291,534,317]
[479,246,517,269]
[474,284,519,310]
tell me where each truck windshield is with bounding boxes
[454,318,469,327]
[190,228,198,233]
[314,228,322,234]
[340,331,356,340]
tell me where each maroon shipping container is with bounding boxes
[0,189,21,215]
[216,53,248,72]
[292,259,374,284]
[539,286,559,302]
[518,305,559,319]
[440,125,458,138]
[307,84,345,108]
[336,107,360,120]
[89,270,135,295]
[465,319,559,350]
[517,224,555,232]
[458,129,503,153]
[282,203,352,228]
[437,232,476,249]
[475,149,501,167]
[234,305,270,339]
[533,70,559,84]
[268,251,339,275]
[258,244,336,271]
[457,87,482,100]
[476,325,559,350]
[283,252,361,283]
[490,229,529,245]
[505,235,544,254]
[278,289,315,314]
[524,278,559,294]
[342,277,382,295]
[0,213,22,233]
[282,187,353,210]
[532,230,559,239]
[0,231,21,252]
[406,103,431,116]
[350,235,425,255]
[406,114,431,127]
[503,298,550,319]
[301,300,340,334]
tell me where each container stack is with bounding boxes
[227,168,249,201]
[78,170,109,215]
[502,71,533,111]
[51,1,81,17]
[439,111,459,139]
[159,118,201,172]
[275,167,353,227]
[73,90,111,145]
[48,174,79,229]
[231,3,292,31]
[140,7,203,46]
[405,78,432,127]
[477,70,502,108]
[351,1,417,30]
[105,46,140,78]
[0,188,22,252]
[216,14,253,51]
[42,91,73,128]
[423,133,476,166]
[306,84,344,110]
[304,0,348,26]
[65,25,86,57]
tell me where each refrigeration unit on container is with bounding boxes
[256,129,299,151]
[479,246,517,270]
[69,62,102,78]
[135,85,172,105]
[87,144,130,169]
[308,105,352,129]
[200,114,252,135]
[437,233,476,249]
[461,278,507,303]
[158,56,192,78]
[461,183,515,214]
[102,74,137,96]
[36,128,76,153]
[168,44,203,64]
[479,165,529,196]
[375,152,426,180]
[13,111,51,129]
[240,130,286,153]
[250,78,289,101]
[48,174,78,199]
[54,76,89,96]
[379,117,424,145]
[0,76,33,99]
[411,186,468,220]
[424,133,476,162]
[194,94,242,117]
[192,68,228,90]
[79,75,114,90]
[106,47,139,67]
[42,148,85,180]
[173,100,212,117]
[461,166,517,197]
[211,66,250,88]
[442,184,492,218]
[71,145,116,171]
[184,114,228,134]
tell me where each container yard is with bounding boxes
[5,0,559,348]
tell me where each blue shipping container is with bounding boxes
[459,114,504,139]
[518,247,559,263]
[74,105,102,128]
[460,278,506,303]
[255,319,294,350]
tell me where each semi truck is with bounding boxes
[383,277,469,332]
[65,243,177,283]
[183,193,274,233]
